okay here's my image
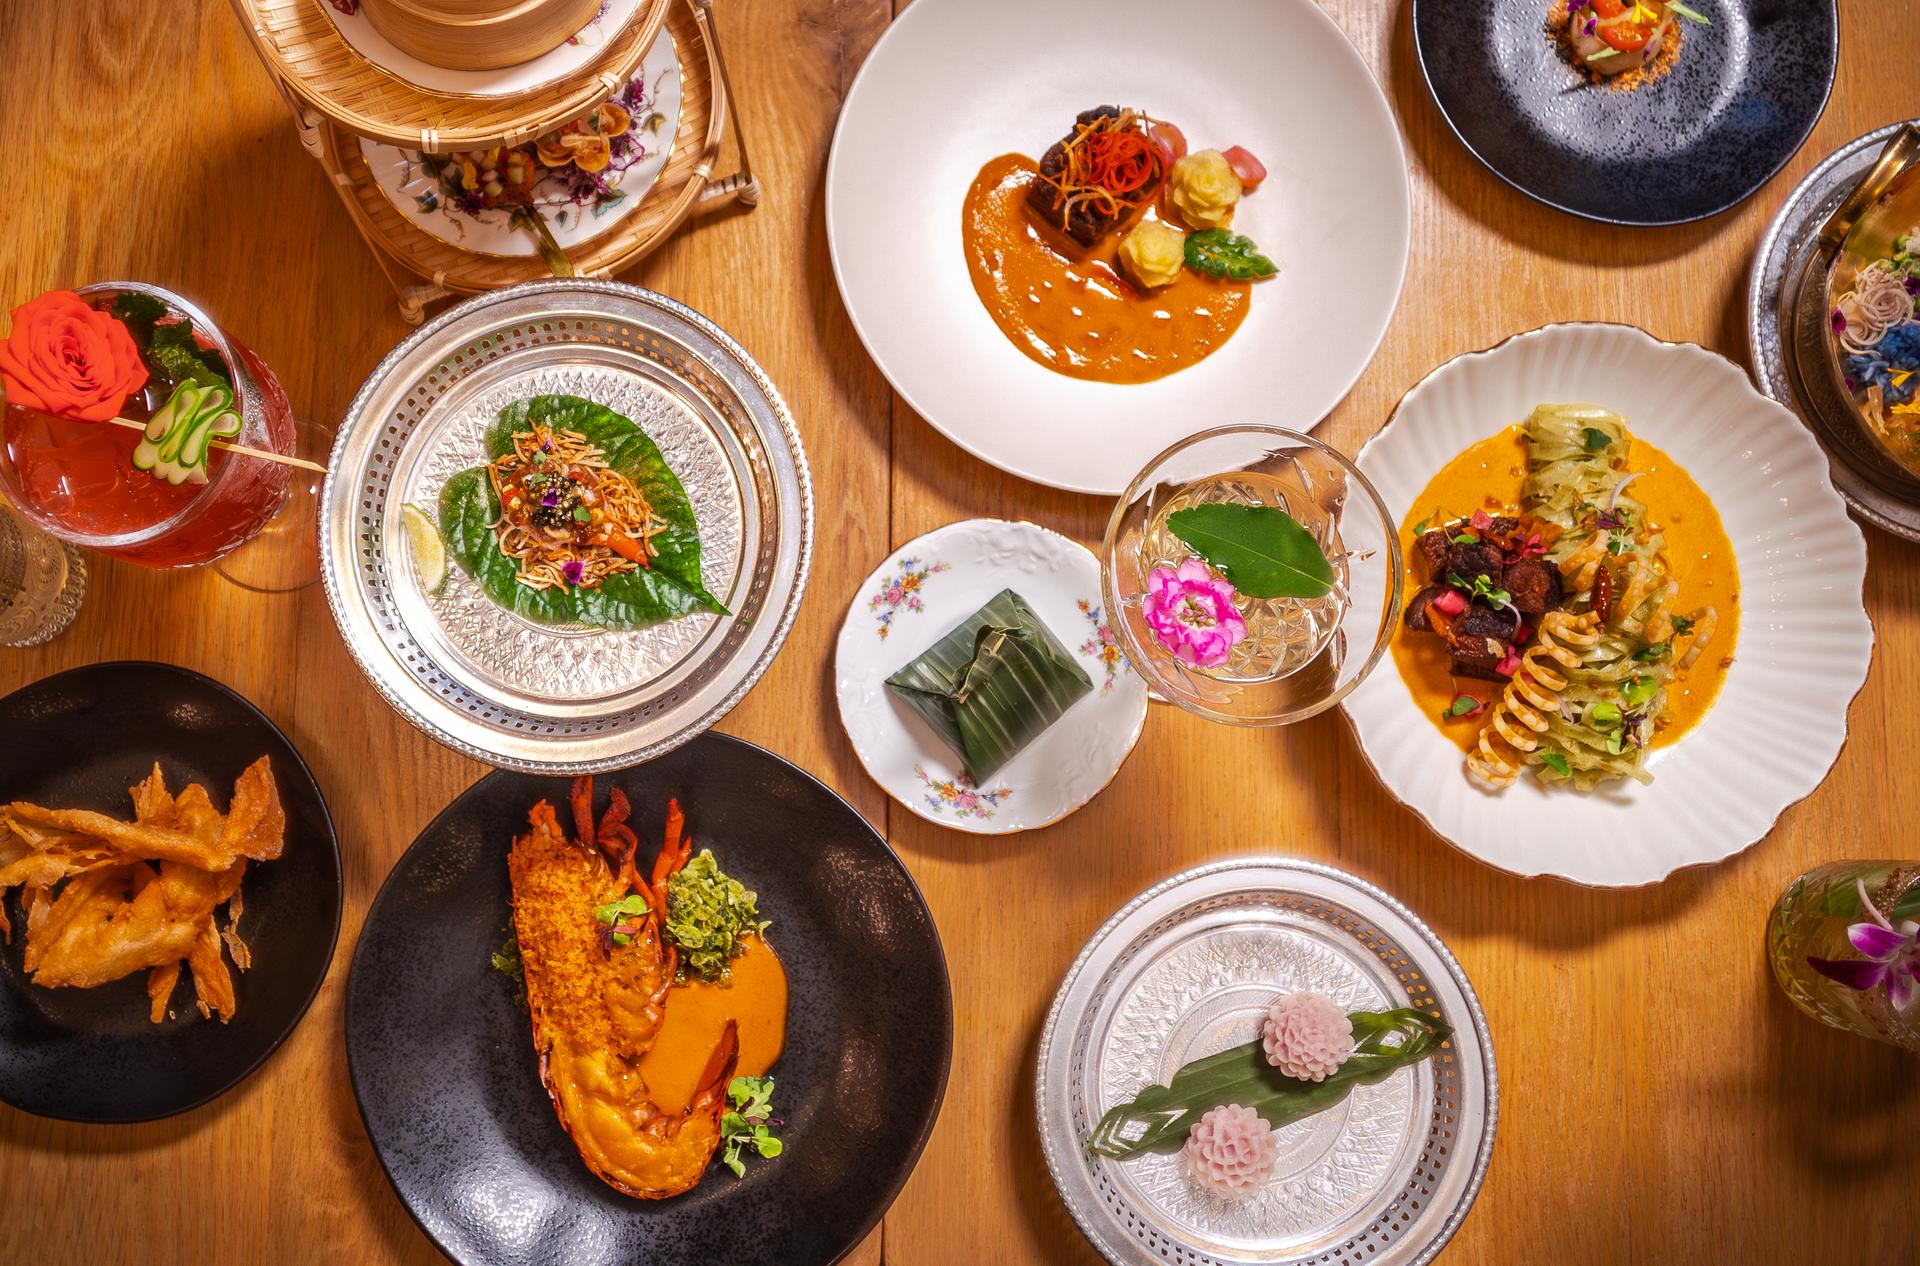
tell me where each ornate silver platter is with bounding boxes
[321,279,812,772]
[1036,858,1496,1266]
[1750,119,1920,543]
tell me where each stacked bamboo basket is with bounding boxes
[226,0,755,321]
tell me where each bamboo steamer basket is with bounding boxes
[359,0,606,72]
[226,0,669,151]
[316,0,724,294]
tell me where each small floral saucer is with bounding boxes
[319,0,650,99]
[835,519,1148,835]
[357,31,681,259]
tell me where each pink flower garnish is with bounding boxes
[1262,992,1354,1082]
[1143,559,1247,668]
[1182,1104,1276,1197]
[1808,879,1920,1013]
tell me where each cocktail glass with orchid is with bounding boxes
[1768,860,1920,1053]
[1100,425,1402,726]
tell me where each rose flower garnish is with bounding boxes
[0,290,149,423]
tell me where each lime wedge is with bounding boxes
[401,503,448,596]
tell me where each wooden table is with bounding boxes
[3,2,1916,1262]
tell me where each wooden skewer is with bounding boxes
[103,416,327,474]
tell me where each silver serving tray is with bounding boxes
[321,280,812,772]
[1750,119,1920,543]
[1036,858,1496,1266]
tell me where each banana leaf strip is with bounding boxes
[1085,1007,1452,1158]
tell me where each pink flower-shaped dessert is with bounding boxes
[1262,992,1353,1082]
[1182,1103,1276,1197]
[1142,559,1247,668]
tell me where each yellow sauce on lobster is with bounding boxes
[637,936,787,1115]
[1390,425,1740,752]
[961,153,1250,384]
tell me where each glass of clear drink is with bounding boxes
[1100,425,1402,726]
[1767,860,1920,1054]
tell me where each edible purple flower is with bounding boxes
[1594,512,1620,531]
[1808,879,1920,1013]
[542,488,560,508]
[562,559,585,586]
[1832,308,1849,336]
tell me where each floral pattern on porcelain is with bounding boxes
[1077,598,1126,694]
[870,557,950,638]
[914,763,1011,819]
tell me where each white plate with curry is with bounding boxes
[1341,324,1873,887]
[826,0,1410,495]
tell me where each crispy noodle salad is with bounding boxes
[486,424,667,592]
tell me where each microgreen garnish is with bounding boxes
[592,892,650,946]
[1582,426,1612,451]
[1444,694,1484,719]
[1451,531,1480,545]
[1632,643,1669,662]
[1539,752,1572,777]
[1447,570,1512,610]
[719,1076,784,1177]
[490,932,527,1011]
[1671,614,1695,636]
[572,505,592,522]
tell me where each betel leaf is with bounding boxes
[1183,228,1278,282]
[438,394,729,630]
[1166,503,1334,600]
[1085,1008,1450,1158]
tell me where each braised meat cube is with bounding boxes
[1452,605,1514,643]
[1028,106,1128,247]
[1504,558,1563,616]
[1448,636,1510,681]
[1404,584,1448,633]
[1416,531,1452,580]
[1447,540,1506,588]
[1483,516,1520,540]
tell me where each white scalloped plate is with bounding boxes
[834,519,1148,835]
[1341,324,1874,887]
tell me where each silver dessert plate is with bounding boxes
[321,279,812,772]
[1037,858,1496,1266]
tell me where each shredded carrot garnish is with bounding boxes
[1035,108,1166,234]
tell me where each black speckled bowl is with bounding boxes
[346,734,953,1266]
[1413,0,1837,226]
[0,662,342,1123]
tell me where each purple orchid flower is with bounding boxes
[562,559,585,586]
[1808,879,1920,1013]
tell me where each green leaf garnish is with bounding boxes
[1584,47,1624,62]
[1085,1008,1450,1158]
[592,892,651,946]
[1664,0,1709,22]
[1166,504,1335,601]
[1450,531,1479,544]
[439,395,730,630]
[719,1075,784,1177]
[1539,752,1572,777]
[665,849,769,983]
[490,932,527,1012]
[109,292,167,343]
[1632,644,1669,662]
[1624,675,1658,707]
[1671,615,1695,636]
[1590,701,1621,727]
[1182,228,1278,282]
[1447,570,1511,611]
[1444,694,1483,719]
[1582,426,1612,452]
[1605,728,1627,756]
[572,505,592,522]
[147,322,232,392]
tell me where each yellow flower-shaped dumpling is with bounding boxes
[1168,150,1243,229]
[1118,220,1187,290]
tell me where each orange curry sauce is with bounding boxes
[960,153,1250,384]
[1389,425,1740,753]
[636,935,788,1114]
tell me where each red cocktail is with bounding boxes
[0,283,294,568]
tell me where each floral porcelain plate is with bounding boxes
[318,0,650,98]
[1341,324,1873,887]
[358,33,681,259]
[835,519,1149,835]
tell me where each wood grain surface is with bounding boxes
[1,1,1915,1263]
